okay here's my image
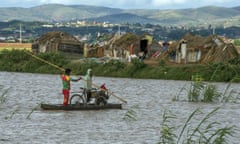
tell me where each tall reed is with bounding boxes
[26,105,39,119]
[159,107,235,144]
[0,85,9,104]
[123,104,139,121]
[188,81,204,102]
[158,110,177,144]
[4,108,19,120]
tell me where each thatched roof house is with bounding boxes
[159,33,239,64]
[32,31,84,54]
[100,33,160,59]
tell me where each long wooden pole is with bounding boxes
[25,51,127,104]
[25,51,64,72]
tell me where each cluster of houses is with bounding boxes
[0,31,239,64]
[161,33,240,64]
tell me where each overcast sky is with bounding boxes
[1,0,240,9]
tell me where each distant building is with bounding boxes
[32,31,84,54]
[159,34,240,64]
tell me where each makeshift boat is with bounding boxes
[41,103,122,110]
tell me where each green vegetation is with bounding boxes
[159,109,177,143]
[0,50,68,73]
[26,105,39,119]
[234,39,240,46]
[0,51,238,142]
[173,59,240,103]
[0,85,9,104]
[4,108,19,120]
[0,50,240,82]
[159,108,235,144]
[188,81,204,102]
[187,81,222,102]
[123,104,139,121]
[1,4,240,28]
[203,84,221,102]
[0,85,19,120]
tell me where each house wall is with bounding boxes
[187,50,201,63]
[181,43,187,59]
[175,42,187,64]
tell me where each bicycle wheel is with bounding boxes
[70,94,85,104]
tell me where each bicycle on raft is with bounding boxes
[69,84,109,106]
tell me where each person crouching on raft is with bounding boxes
[61,68,80,106]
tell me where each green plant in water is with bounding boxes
[210,127,235,144]
[185,107,235,144]
[219,79,240,103]
[0,86,9,104]
[26,104,39,119]
[188,81,204,102]
[188,82,225,102]
[203,84,221,102]
[5,108,19,120]
[173,83,187,101]
[158,110,177,144]
[173,63,238,103]
[123,104,139,121]
[159,107,235,144]
[221,89,237,103]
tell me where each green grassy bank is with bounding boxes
[0,50,240,82]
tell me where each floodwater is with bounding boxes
[0,72,240,144]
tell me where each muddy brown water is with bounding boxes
[0,72,240,144]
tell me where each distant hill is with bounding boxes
[0,4,122,22]
[0,4,240,26]
[88,13,158,24]
[232,6,240,11]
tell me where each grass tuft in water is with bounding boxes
[0,86,9,104]
[173,83,187,101]
[123,104,139,121]
[176,79,237,103]
[159,107,235,144]
[26,104,39,119]
[188,81,204,102]
[4,108,19,120]
[158,110,177,144]
[202,84,221,102]
[177,64,239,103]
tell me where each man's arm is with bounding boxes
[70,77,81,82]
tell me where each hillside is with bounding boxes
[0,4,240,26]
[88,13,158,24]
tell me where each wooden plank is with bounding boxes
[41,103,122,110]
